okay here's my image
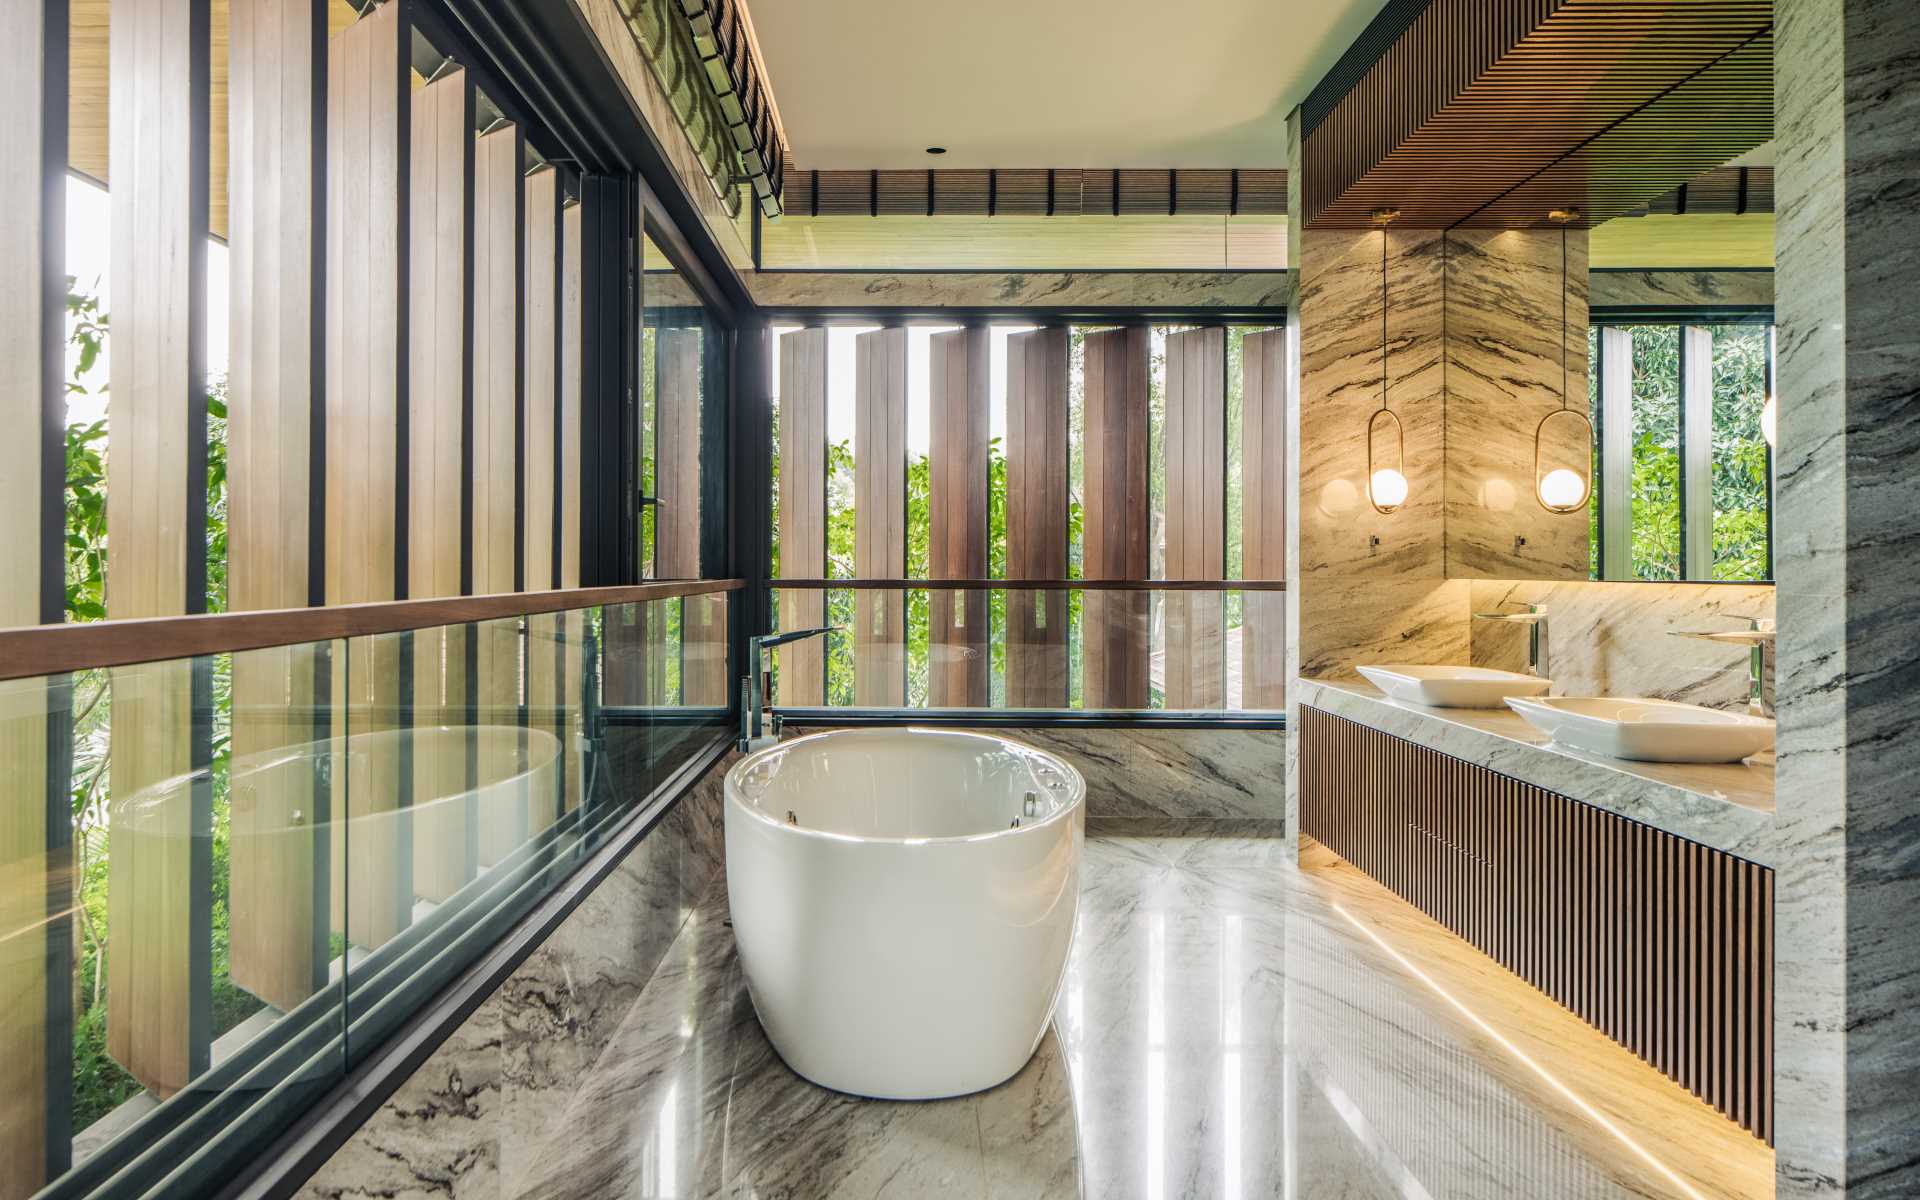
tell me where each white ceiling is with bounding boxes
[747,0,1393,170]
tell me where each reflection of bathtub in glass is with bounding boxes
[111,723,564,989]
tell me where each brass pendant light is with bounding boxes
[1535,210,1593,513]
[1367,208,1408,514]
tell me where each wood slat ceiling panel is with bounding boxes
[1304,0,1773,229]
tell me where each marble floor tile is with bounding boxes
[466,836,1772,1200]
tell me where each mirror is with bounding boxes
[1582,318,1774,583]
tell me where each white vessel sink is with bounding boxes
[1504,696,1775,764]
[1357,664,1553,709]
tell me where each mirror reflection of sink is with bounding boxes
[1356,664,1553,709]
[1504,696,1775,764]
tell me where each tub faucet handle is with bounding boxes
[1023,791,1038,818]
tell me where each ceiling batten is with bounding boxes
[1301,0,1774,229]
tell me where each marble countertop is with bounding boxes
[1298,677,1775,866]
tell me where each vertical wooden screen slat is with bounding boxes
[929,328,990,707]
[404,66,474,902]
[523,164,565,829]
[1,0,69,1185]
[325,0,408,950]
[559,200,584,810]
[853,328,907,705]
[105,0,212,1100]
[1163,327,1226,709]
[656,327,726,703]
[228,0,328,1013]
[472,121,525,860]
[1241,329,1288,709]
[1680,324,1714,579]
[1081,326,1151,707]
[776,328,826,704]
[1005,327,1070,708]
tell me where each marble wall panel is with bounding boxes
[746,268,1291,310]
[1588,268,1774,310]
[1443,229,1592,580]
[1772,0,1920,1194]
[780,724,1287,832]
[298,755,732,1200]
[1468,579,1775,709]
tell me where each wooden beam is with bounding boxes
[776,328,826,704]
[560,200,584,811]
[104,0,212,1100]
[1004,327,1069,708]
[853,328,907,706]
[1240,328,1288,710]
[403,66,475,901]
[928,328,990,708]
[1162,327,1226,709]
[227,0,328,1014]
[1081,326,1151,707]
[0,0,71,1185]
[656,327,727,704]
[325,0,409,950]
[472,121,525,861]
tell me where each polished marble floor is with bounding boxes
[513,837,1772,1199]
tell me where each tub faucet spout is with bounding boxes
[741,627,839,752]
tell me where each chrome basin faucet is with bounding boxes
[1671,617,1776,718]
[740,627,837,752]
[1471,604,1550,678]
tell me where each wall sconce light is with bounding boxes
[1367,208,1408,514]
[1535,211,1592,514]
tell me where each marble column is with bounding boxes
[1773,0,1920,1195]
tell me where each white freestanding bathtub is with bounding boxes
[724,727,1085,1099]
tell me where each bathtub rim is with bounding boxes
[724,725,1086,847]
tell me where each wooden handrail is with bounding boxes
[768,578,1287,591]
[0,580,745,681]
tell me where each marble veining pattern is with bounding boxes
[422,836,1772,1199]
[785,724,1288,829]
[1587,268,1774,310]
[746,269,1291,310]
[298,766,730,1200]
[1298,676,1775,864]
[1469,578,1776,710]
[1442,228,1592,580]
[1771,0,1920,1194]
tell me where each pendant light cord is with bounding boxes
[1381,229,1390,413]
[1560,224,1569,412]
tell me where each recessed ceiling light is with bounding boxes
[925,146,947,156]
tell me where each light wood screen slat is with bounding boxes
[105,0,212,1100]
[776,328,826,704]
[472,122,526,859]
[853,328,907,706]
[928,328,990,707]
[524,165,564,830]
[1,1,67,1186]
[1599,326,1633,580]
[1241,329,1288,709]
[1081,326,1151,707]
[405,67,474,901]
[1681,325,1714,579]
[227,0,329,1012]
[1163,328,1226,709]
[559,201,584,810]
[325,0,408,950]
[656,328,726,704]
[1004,327,1069,708]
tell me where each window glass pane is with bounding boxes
[1629,325,1682,580]
[1707,324,1772,580]
[1588,325,1601,579]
